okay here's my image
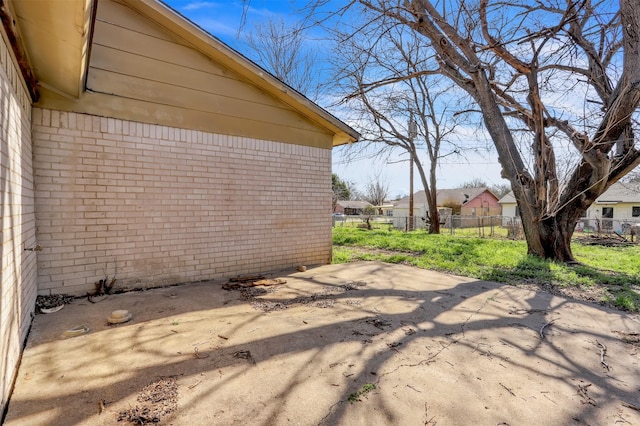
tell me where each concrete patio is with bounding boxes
[4,262,640,425]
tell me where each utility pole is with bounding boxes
[408,116,417,231]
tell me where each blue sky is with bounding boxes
[165,1,302,47]
[164,0,506,198]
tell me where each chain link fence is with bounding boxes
[334,213,640,241]
[389,215,511,237]
[574,218,640,239]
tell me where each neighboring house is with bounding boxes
[498,182,640,231]
[378,203,395,217]
[394,187,501,218]
[498,191,518,218]
[393,191,439,220]
[0,0,357,413]
[586,182,640,221]
[335,200,373,215]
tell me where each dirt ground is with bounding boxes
[4,261,640,425]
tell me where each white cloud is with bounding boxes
[193,18,239,37]
[182,1,221,11]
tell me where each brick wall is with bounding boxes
[0,33,37,412]
[32,109,332,295]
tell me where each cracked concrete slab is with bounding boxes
[4,261,640,425]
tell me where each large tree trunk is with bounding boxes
[407,0,640,260]
[518,207,577,261]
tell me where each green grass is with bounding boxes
[332,227,640,312]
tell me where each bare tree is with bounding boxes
[309,0,640,261]
[490,183,512,199]
[363,173,390,207]
[348,184,365,201]
[331,21,468,233]
[244,17,321,99]
[458,178,489,189]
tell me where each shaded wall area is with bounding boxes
[0,30,37,413]
[33,109,332,295]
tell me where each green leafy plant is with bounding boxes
[348,383,376,403]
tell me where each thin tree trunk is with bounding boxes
[427,160,440,234]
[413,150,440,234]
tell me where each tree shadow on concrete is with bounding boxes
[4,262,640,425]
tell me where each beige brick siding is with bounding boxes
[0,33,37,411]
[32,109,332,295]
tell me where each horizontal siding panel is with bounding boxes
[90,43,226,83]
[37,89,333,148]
[89,44,298,116]
[86,67,320,132]
[97,0,178,43]
[93,19,222,76]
